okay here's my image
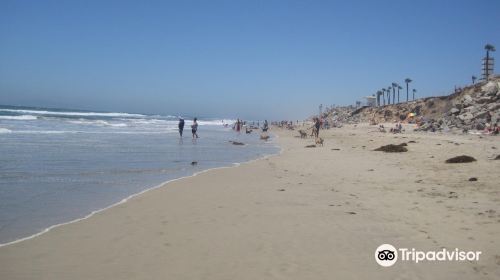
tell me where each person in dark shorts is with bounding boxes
[262,120,268,132]
[314,117,321,138]
[191,117,199,138]
[178,118,185,137]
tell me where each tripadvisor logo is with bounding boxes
[375,244,481,267]
[375,244,398,267]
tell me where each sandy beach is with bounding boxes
[1,125,499,279]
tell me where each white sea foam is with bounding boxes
[68,119,128,127]
[15,130,83,134]
[0,109,145,118]
[11,130,175,134]
[0,115,38,120]
[125,118,173,125]
[185,119,236,126]
[109,123,128,127]
[0,128,12,133]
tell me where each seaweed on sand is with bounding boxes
[445,155,476,163]
[374,143,408,153]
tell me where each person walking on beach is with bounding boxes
[191,118,199,139]
[314,117,321,138]
[178,118,185,137]
[236,119,241,132]
[262,120,268,132]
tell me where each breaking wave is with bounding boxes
[0,109,145,118]
[0,115,38,120]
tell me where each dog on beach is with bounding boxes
[298,130,307,138]
[315,137,324,146]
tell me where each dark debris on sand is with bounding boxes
[374,143,408,153]
[494,155,500,160]
[445,155,477,163]
[469,177,478,181]
[229,141,245,146]
[305,145,316,148]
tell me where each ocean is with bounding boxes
[0,105,279,244]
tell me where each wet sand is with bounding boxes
[1,124,499,279]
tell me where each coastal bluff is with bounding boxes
[323,76,500,132]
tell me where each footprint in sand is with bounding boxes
[494,255,500,265]
[448,191,458,198]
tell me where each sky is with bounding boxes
[0,0,499,120]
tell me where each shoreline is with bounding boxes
[0,135,281,248]
[1,125,498,279]
[0,166,239,248]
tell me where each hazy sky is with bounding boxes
[0,0,498,120]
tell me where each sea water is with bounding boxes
[0,105,278,244]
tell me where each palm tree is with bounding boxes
[412,89,417,100]
[404,78,412,102]
[381,89,386,105]
[397,85,402,103]
[484,44,496,80]
[387,86,392,104]
[376,91,383,106]
[472,75,477,84]
[391,83,398,103]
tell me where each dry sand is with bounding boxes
[1,124,499,279]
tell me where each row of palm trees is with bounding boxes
[375,78,416,107]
